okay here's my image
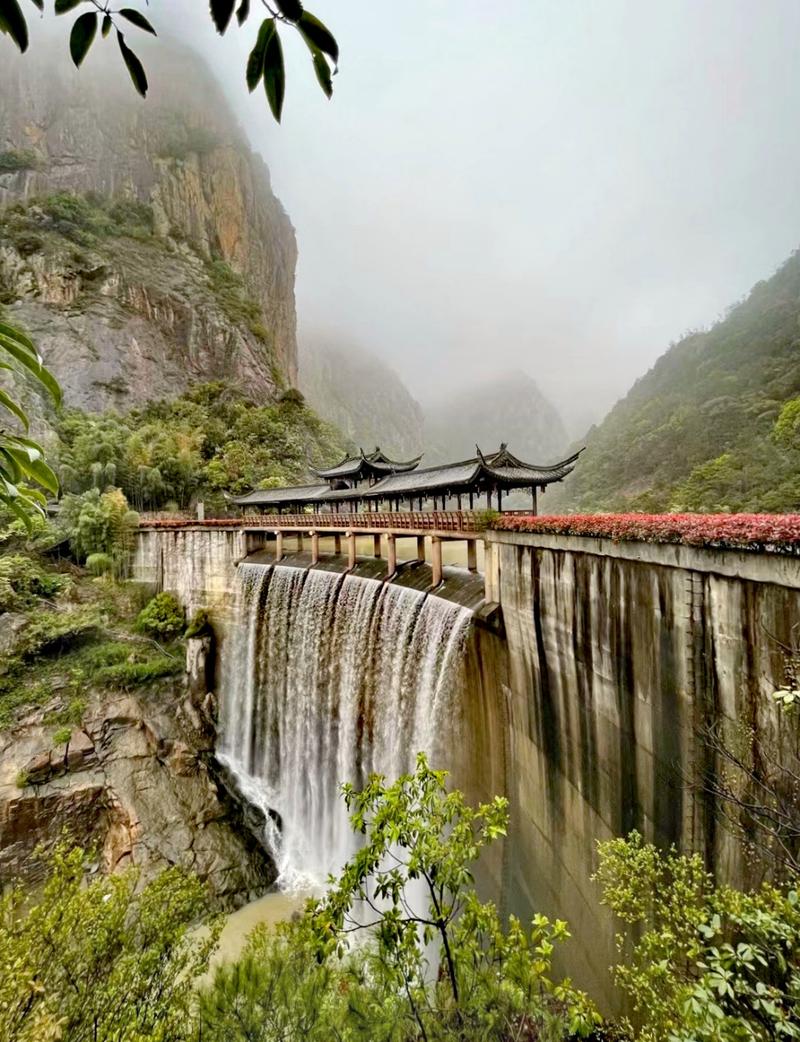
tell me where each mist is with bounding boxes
[54,0,800,435]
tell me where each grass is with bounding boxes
[0,557,186,730]
[0,192,155,253]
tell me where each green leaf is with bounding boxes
[55,0,84,12]
[263,22,285,122]
[0,0,28,53]
[102,13,111,37]
[117,31,148,97]
[246,17,274,92]
[310,45,332,98]
[297,11,338,68]
[119,8,156,35]
[0,331,61,404]
[209,0,235,34]
[0,388,29,429]
[235,0,249,25]
[29,0,44,9]
[69,10,97,67]
[0,320,36,355]
[276,0,303,21]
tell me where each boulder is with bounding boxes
[0,613,29,671]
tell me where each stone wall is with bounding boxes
[488,530,800,1006]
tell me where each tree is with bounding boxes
[307,753,599,1041]
[0,320,60,528]
[0,0,339,122]
[596,831,800,1042]
[0,843,219,1042]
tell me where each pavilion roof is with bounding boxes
[231,483,328,506]
[229,444,582,508]
[312,447,423,480]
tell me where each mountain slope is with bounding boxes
[299,338,424,458]
[0,42,297,412]
[425,373,569,465]
[559,249,800,512]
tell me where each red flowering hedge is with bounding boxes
[492,513,800,554]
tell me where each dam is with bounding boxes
[133,516,800,1003]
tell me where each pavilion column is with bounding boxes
[297,532,304,552]
[532,486,538,516]
[334,533,342,555]
[310,531,319,564]
[431,536,443,586]
[387,534,397,575]
[373,533,382,558]
[467,539,477,573]
[497,488,503,511]
[274,531,283,561]
[347,531,356,570]
[416,535,426,561]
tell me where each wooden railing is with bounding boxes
[249,511,482,533]
[139,511,485,534]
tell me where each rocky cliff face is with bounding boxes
[299,338,424,458]
[0,42,297,411]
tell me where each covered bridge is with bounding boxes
[229,444,582,515]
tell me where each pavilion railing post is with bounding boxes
[431,536,443,587]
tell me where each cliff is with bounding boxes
[299,338,425,458]
[0,41,298,412]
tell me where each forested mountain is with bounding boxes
[557,249,800,513]
[425,373,569,465]
[299,339,424,459]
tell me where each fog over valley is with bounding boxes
[150,0,800,438]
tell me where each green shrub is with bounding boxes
[596,831,800,1042]
[184,608,211,639]
[135,592,184,641]
[0,555,68,612]
[85,552,113,576]
[52,726,71,746]
[0,845,217,1041]
[0,149,41,173]
[14,770,29,789]
[94,656,181,690]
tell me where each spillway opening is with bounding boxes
[218,563,472,889]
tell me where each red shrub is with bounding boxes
[492,513,800,553]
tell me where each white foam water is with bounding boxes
[218,563,471,889]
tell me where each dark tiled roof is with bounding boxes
[231,484,328,506]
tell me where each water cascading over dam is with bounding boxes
[218,563,472,885]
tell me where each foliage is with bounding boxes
[0,191,155,248]
[2,0,339,122]
[558,249,800,513]
[52,724,71,745]
[55,381,347,509]
[185,607,212,638]
[94,653,182,690]
[596,832,800,1042]
[307,753,599,1041]
[85,550,113,575]
[0,147,41,172]
[0,843,218,1042]
[205,256,270,339]
[493,512,800,552]
[59,487,139,571]
[0,552,68,611]
[135,591,185,640]
[0,318,60,527]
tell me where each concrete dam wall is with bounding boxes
[132,525,800,1006]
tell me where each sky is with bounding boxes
[111,2,800,433]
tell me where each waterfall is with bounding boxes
[218,563,472,888]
